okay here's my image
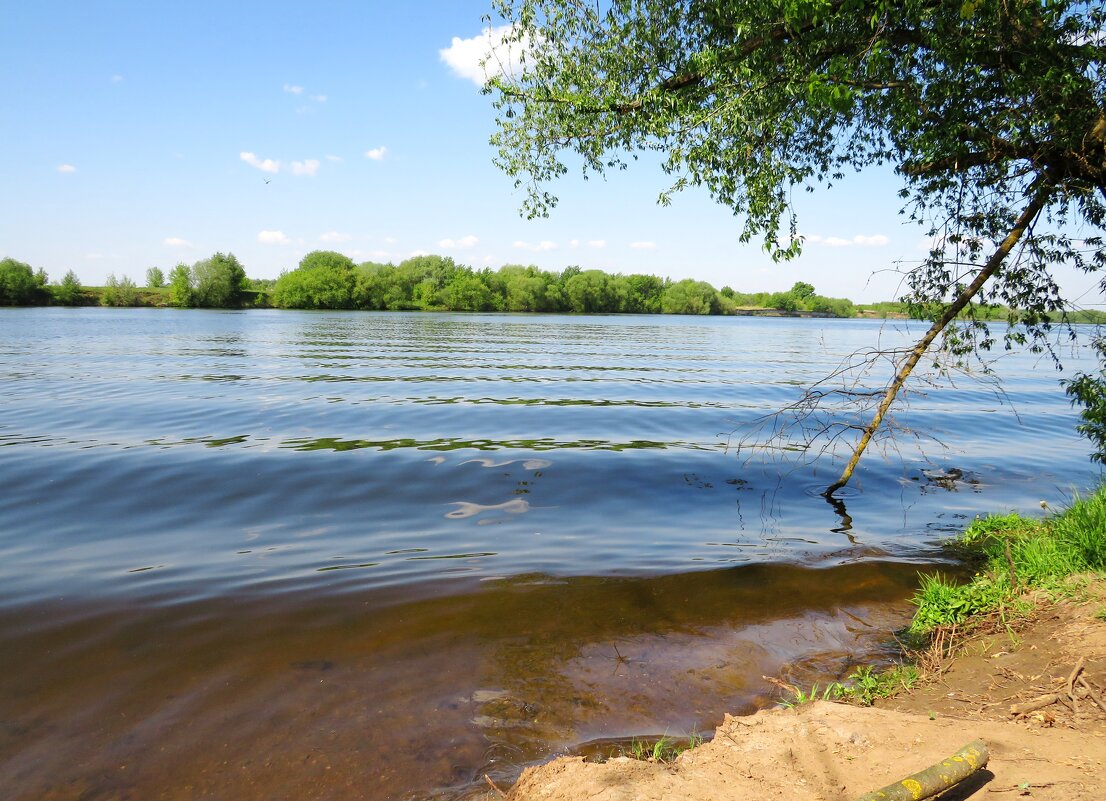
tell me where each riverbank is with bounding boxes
[505,493,1106,800]
[506,587,1106,801]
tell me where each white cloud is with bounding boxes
[258,230,291,245]
[311,94,326,103]
[283,83,304,95]
[56,164,76,173]
[365,146,388,161]
[440,24,531,86]
[513,240,558,252]
[804,232,889,248]
[587,240,606,249]
[111,74,123,83]
[290,158,320,176]
[163,237,192,248]
[320,231,352,243]
[439,234,479,249]
[569,239,580,248]
[240,151,280,173]
[326,154,343,163]
[629,241,657,250]
[384,236,397,244]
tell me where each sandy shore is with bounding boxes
[506,585,1106,800]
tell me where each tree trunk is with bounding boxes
[825,186,1051,496]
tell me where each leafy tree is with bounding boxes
[438,272,497,311]
[272,250,356,309]
[100,274,138,307]
[0,257,41,305]
[53,270,83,305]
[621,273,667,313]
[191,252,247,308]
[663,279,721,315]
[790,282,816,301]
[146,267,165,288]
[488,0,1106,491]
[1066,336,1106,465]
[353,263,393,310]
[767,291,798,312]
[564,269,622,313]
[168,263,194,307]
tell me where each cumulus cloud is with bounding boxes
[311,94,326,103]
[805,232,889,247]
[326,154,343,163]
[440,24,531,86]
[240,151,280,173]
[163,237,192,248]
[439,234,479,249]
[587,240,606,249]
[290,158,320,176]
[320,231,352,243]
[283,83,304,95]
[56,164,76,173]
[258,230,291,245]
[513,240,558,252]
[365,146,388,161]
[629,241,657,250]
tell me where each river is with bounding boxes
[0,308,1099,799]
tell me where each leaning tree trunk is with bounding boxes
[825,185,1052,496]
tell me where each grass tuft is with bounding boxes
[621,732,703,763]
[910,486,1106,635]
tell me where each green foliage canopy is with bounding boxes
[272,250,356,309]
[168,264,193,307]
[191,252,248,308]
[488,0,1105,335]
[0,257,42,305]
[54,270,82,305]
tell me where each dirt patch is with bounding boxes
[504,586,1106,800]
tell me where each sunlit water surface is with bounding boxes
[0,308,1099,800]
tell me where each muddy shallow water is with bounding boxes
[0,309,1098,799]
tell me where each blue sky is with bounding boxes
[2,0,1100,304]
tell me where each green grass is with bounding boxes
[620,733,704,762]
[776,664,919,708]
[909,486,1106,634]
[771,489,1105,711]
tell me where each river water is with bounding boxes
[0,308,1099,799]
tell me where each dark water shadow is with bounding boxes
[0,560,924,801]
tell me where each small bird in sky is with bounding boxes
[263,178,271,185]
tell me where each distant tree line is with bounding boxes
[1,251,860,317]
[267,251,857,316]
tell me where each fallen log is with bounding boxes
[853,740,988,801]
[1009,693,1061,716]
